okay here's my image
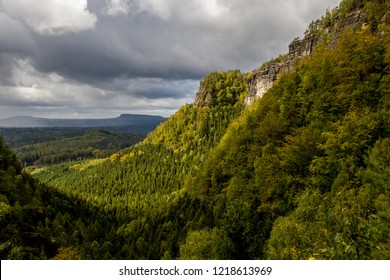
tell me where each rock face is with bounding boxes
[245,63,283,105]
[244,35,319,105]
[245,8,366,105]
[194,83,213,108]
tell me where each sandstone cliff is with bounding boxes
[245,7,368,105]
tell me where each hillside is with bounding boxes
[1,0,389,260]
[188,27,390,259]
[0,136,73,259]
[30,70,248,259]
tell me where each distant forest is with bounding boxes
[0,127,145,166]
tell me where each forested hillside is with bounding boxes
[29,70,249,259]
[0,136,83,259]
[0,128,144,166]
[187,25,390,259]
[1,0,389,260]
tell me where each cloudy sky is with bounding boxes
[0,0,340,119]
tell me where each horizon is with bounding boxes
[0,113,167,121]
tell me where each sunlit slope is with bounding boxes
[31,70,249,259]
[184,25,390,259]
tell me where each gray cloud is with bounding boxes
[1,0,97,35]
[0,0,340,119]
[0,12,36,54]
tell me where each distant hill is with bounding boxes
[0,114,166,134]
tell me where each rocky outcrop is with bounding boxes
[245,35,319,105]
[245,62,284,105]
[194,76,218,108]
[245,8,366,105]
[194,70,245,108]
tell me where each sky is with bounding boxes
[0,0,340,119]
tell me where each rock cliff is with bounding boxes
[245,7,367,105]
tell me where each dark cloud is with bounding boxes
[0,12,36,54]
[0,54,15,86]
[0,0,340,118]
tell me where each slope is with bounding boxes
[31,70,249,259]
[184,0,390,259]
[0,136,71,259]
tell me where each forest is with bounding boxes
[0,0,389,260]
[0,127,144,166]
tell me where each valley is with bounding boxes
[1,0,389,260]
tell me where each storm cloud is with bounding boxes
[0,0,340,118]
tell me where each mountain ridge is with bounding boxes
[245,1,389,105]
[0,114,166,133]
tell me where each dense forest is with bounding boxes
[0,127,144,166]
[1,0,389,260]
[0,136,81,259]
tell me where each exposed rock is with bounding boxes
[245,8,367,105]
[245,63,283,105]
[194,83,212,108]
